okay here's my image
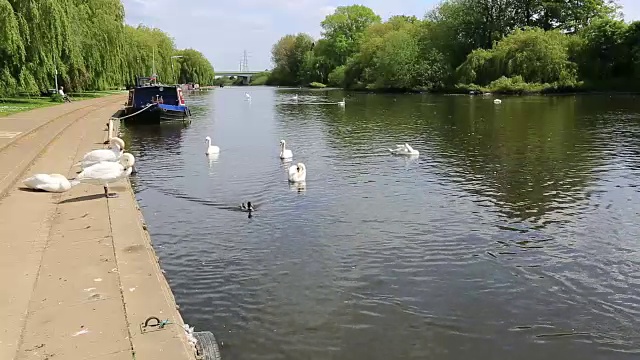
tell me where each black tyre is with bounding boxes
[194,331,222,360]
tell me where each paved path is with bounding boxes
[0,97,195,360]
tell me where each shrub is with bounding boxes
[50,93,64,103]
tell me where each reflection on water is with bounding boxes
[125,88,640,360]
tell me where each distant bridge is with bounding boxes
[215,71,262,77]
[215,70,264,84]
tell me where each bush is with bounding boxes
[328,65,346,87]
[50,93,64,103]
[309,82,327,88]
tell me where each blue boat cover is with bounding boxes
[158,104,188,112]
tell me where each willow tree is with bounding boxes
[175,49,215,85]
[0,0,24,96]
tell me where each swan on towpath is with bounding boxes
[70,153,135,198]
[22,173,74,193]
[389,143,419,156]
[245,92,252,101]
[75,137,125,169]
[288,163,306,183]
[205,136,220,155]
[279,140,293,159]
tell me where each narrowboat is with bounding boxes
[123,76,191,123]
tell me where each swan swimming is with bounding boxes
[279,140,293,159]
[22,173,74,193]
[288,163,306,183]
[70,153,135,198]
[338,98,346,107]
[205,136,220,155]
[493,99,502,104]
[75,137,125,169]
[389,143,419,156]
[293,94,299,102]
[245,92,252,101]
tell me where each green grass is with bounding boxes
[0,98,54,117]
[68,90,126,99]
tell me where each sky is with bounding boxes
[122,0,640,72]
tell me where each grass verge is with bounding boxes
[0,98,55,117]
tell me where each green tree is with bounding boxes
[269,33,315,85]
[575,17,628,81]
[320,5,381,66]
[457,28,577,85]
[175,49,216,85]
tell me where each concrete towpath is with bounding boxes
[0,96,196,360]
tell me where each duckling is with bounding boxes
[240,201,255,212]
[241,201,255,218]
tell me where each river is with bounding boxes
[122,87,640,359]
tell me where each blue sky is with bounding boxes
[122,0,640,71]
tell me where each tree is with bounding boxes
[574,17,628,81]
[269,33,315,85]
[320,5,381,66]
[175,49,216,85]
[456,28,577,85]
[0,0,213,95]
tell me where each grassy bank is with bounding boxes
[68,90,126,99]
[0,98,55,117]
[0,90,124,117]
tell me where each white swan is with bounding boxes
[293,94,298,102]
[70,153,135,198]
[75,137,125,169]
[23,173,74,193]
[279,139,293,159]
[288,162,306,183]
[338,98,345,107]
[389,143,419,156]
[493,99,502,104]
[205,136,220,155]
[245,92,252,101]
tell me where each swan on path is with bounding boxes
[493,99,502,104]
[245,92,252,101]
[288,162,306,183]
[71,153,135,198]
[205,136,220,155]
[279,139,293,159]
[338,98,345,107]
[75,137,125,169]
[23,173,74,193]
[389,143,419,156]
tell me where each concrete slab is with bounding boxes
[15,299,131,360]
[0,96,195,360]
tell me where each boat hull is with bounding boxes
[122,104,190,124]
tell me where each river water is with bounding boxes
[122,87,640,359]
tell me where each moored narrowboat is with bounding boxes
[123,76,191,123]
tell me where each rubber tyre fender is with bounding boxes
[194,331,222,360]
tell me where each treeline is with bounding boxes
[0,0,215,97]
[267,0,640,93]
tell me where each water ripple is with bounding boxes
[125,90,640,359]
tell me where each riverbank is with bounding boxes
[0,96,196,360]
[0,91,127,117]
